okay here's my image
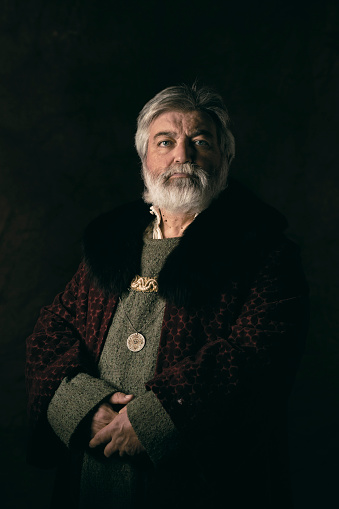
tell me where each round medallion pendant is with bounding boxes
[127,333,145,352]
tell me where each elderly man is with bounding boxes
[26,84,308,509]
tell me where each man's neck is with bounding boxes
[159,209,196,238]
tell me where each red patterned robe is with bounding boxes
[26,179,308,508]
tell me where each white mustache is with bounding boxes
[160,163,208,183]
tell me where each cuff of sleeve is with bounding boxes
[127,390,180,467]
[47,373,116,448]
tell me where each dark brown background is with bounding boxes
[0,1,338,507]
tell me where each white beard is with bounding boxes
[142,162,228,215]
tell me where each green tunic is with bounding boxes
[48,237,181,508]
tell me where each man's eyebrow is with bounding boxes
[191,129,214,138]
[153,131,177,139]
[153,129,214,139]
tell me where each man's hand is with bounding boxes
[89,406,145,458]
[90,392,134,438]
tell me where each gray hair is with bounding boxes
[135,83,235,164]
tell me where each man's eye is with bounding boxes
[158,140,172,147]
[194,139,209,147]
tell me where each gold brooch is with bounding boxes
[130,275,158,293]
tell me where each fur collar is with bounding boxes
[82,178,288,307]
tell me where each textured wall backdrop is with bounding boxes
[0,1,338,507]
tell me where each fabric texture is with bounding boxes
[26,178,309,508]
[77,237,181,506]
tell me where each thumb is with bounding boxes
[109,392,134,405]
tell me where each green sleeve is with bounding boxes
[127,390,180,467]
[47,373,117,448]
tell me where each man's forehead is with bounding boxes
[149,110,218,137]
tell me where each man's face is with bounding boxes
[146,110,222,179]
[142,110,227,214]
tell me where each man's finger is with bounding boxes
[89,426,112,448]
[104,439,122,458]
[109,392,134,406]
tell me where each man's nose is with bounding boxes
[174,140,194,164]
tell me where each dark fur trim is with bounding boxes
[82,179,288,306]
